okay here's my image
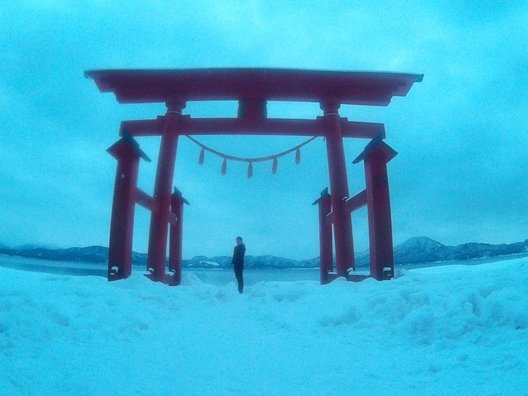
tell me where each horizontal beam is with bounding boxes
[85,68,423,105]
[346,190,368,212]
[121,117,164,137]
[135,188,159,213]
[120,115,385,139]
[340,119,386,139]
[182,117,324,136]
[135,188,178,225]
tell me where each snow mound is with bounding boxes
[1,258,527,395]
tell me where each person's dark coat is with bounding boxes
[232,243,246,293]
[232,243,246,269]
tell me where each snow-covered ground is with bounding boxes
[1,258,527,395]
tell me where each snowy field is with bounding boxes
[1,258,527,395]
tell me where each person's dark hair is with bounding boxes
[236,236,243,241]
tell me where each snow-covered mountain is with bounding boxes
[0,245,109,263]
[393,236,528,264]
[0,246,319,269]
[181,255,319,269]
[393,236,452,264]
[1,237,527,268]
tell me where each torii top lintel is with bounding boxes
[84,68,423,106]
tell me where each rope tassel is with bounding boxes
[198,148,205,165]
[295,148,301,164]
[272,158,278,175]
[221,158,227,175]
[247,161,253,178]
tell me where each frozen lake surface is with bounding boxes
[1,253,526,283]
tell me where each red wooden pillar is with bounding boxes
[353,138,397,280]
[147,100,185,281]
[168,188,189,286]
[107,135,150,281]
[313,188,334,284]
[321,99,355,277]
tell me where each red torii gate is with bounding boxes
[85,68,422,285]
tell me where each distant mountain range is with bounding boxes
[1,237,527,269]
[391,236,528,265]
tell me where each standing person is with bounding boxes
[232,236,246,294]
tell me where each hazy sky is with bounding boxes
[1,1,526,260]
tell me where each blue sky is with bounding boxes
[1,1,526,259]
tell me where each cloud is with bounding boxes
[0,1,526,259]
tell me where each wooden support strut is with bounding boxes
[346,190,367,213]
[135,188,159,213]
[135,188,179,226]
